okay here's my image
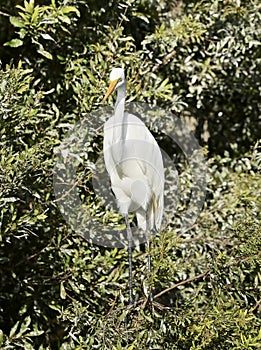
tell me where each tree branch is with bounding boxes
[154,270,210,299]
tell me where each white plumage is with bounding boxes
[103,68,164,231]
[103,68,164,304]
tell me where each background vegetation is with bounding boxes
[0,0,260,348]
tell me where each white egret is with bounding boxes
[103,68,164,304]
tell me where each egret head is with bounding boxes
[103,68,125,101]
[109,67,125,82]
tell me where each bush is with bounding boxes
[0,0,260,348]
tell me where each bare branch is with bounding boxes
[154,270,210,299]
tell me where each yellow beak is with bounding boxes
[103,79,119,102]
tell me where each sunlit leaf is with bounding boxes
[4,39,23,47]
[10,16,24,28]
[37,49,53,60]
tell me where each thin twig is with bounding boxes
[154,270,210,299]
[152,49,177,73]
[182,237,234,246]
[250,299,261,313]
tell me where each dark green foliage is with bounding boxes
[0,0,260,348]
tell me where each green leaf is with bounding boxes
[27,330,45,337]
[17,316,31,337]
[24,0,35,14]
[37,49,53,60]
[31,5,40,23]
[60,281,66,299]
[9,321,20,338]
[10,16,24,28]
[61,6,80,17]
[0,197,18,203]
[40,33,55,41]
[36,213,48,220]
[0,329,3,346]
[49,304,61,313]
[58,15,71,24]
[4,39,24,47]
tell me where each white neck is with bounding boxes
[113,82,126,142]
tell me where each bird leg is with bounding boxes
[146,238,153,303]
[145,216,153,303]
[124,214,134,305]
